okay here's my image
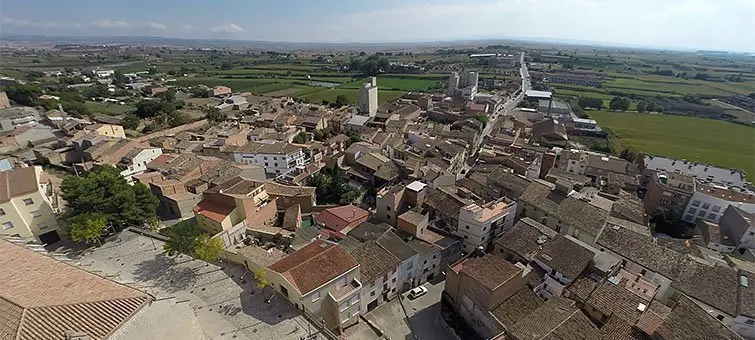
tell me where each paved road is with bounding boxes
[461,51,529,176]
[366,281,459,340]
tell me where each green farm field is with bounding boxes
[301,88,406,105]
[588,111,755,179]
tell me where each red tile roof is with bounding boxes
[0,239,149,340]
[268,240,358,295]
[193,199,235,223]
[315,205,369,232]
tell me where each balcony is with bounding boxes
[329,278,361,301]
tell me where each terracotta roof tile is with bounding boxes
[0,167,38,204]
[656,296,743,340]
[462,254,522,291]
[315,205,369,232]
[268,240,358,295]
[193,199,234,223]
[0,239,149,340]
[350,241,401,282]
[491,287,544,327]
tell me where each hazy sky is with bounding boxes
[1,0,754,51]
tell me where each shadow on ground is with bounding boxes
[132,253,198,293]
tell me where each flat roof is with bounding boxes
[572,118,597,124]
[406,180,427,192]
[525,90,552,98]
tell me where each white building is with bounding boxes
[447,72,460,96]
[350,241,401,312]
[233,141,306,176]
[682,182,755,224]
[359,77,378,116]
[448,70,479,100]
[118,147,163,184]
[92,69,115,78]
[457,198,517,252]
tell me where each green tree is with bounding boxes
[60,166,158,231]
[3,84,43,106]
[348,131,361,144]
[167,110,190,127]
[204,106,226,123]
[474,115,489,126]
[163,220,201,257]
[335,94,350,107]
[292,131,309,144]
[69,212,108,246]
[194,234,224,261]
[609,96,630,111]
[122,114,140,130]
[619,147,636,162]
[254,268,270,289]
[135,99,163,118]
[191,87,211,98]
[636,101,647,113]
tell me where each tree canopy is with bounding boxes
[335,94,350,107]
[292,131,309,144]
[163,220,223,261]
[60,165,158,235]
[609,96,631,111]
[307,168,361,205]
[577,97,604,110]
[69,212,108,245]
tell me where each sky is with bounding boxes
[1,0,754,52]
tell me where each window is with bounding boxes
[311,291,321,302]
[465,225,469,230]
[688,208,697,215]
[702,203,710,210]
[708,213,717,220]
[23,198,33,205]
[716,315,724,321]
[482,227,486,231]
[692,200,701,207]
[712,205,721,212]
[370,291,376,297]
[340,302,349,312]
[386,214,391,219]
[464,235,468,239]
[265,162,269,166]
[423,260,427,265]
[349,295,359,306]
[264,156,268,160]
[698,210,706,217]
[2,222,12,230]
[684,215,693,222]
[433,254,437,259]
[274,163,278,167]
[31,210,42,218]
[337,276,347,289]
[386,206,391,211]
[38,223,48,230]
[0,208,5,216]
[746,319,755,325]
[392,277,396,283]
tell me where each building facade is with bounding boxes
[0,166,61,244]
[359,77,378,115]
[233,141,306,175]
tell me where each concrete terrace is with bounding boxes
[48,231,320,340]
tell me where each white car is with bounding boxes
[408,286,428,299]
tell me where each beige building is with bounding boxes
[193,176,277,246]
[267,240,362,334]
[86,123,126,138]
[0,166,61,244]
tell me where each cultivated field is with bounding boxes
[588,111,755,179]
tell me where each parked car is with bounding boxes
[409,286,428,299]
